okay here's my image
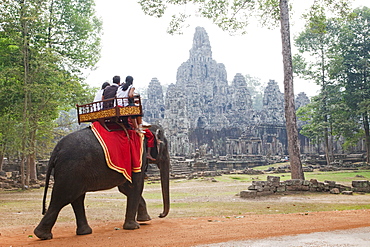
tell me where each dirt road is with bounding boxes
[1,209,370,247]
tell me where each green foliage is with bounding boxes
[139,0,281,35]
[138,0,352,35]
[295,7,370,157]
[0,0,101,168]
[330,7,370,155]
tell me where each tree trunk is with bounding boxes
[0,153,3,171]
[20,155,26,189]
[279,0,304,180]
[363,113,370,164]
[26,154,30,186]
[29,129,37,181]
[20,0,31,189]
[324,128,330,165]
[29,152,37,181]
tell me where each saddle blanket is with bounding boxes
[91,121,144,182]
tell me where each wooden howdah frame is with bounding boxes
[76,96,143,124]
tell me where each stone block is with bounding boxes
[257,191,273,196]
[286,185,309,191]
[263,186,272,192]
[338,185,351,192]
[353,187,370,193]
[330,188,340,194]
[310,179,319,186]
[267,176,280,186]
[352,180,369,188]
[302,180,310,186]
[285,179,303,186]
[276,185,286,192]
[252,181,266,187]
[316,186,325,192]
[247,185,255,190]
[240,190,257,198]
[255,185,264,192]
[342,191,353,195]
[325,180,336,187]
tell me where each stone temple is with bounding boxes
[143,26,311,159]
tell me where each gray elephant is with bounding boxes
[34,125,170,240]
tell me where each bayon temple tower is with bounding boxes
[143,27,311,158]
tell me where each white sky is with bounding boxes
[84,0,369,97]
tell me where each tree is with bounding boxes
[297,84,347,157]
[293,13,338,165]
[330,7,370,163]
[137,0,352,179]
[0,0,101,187]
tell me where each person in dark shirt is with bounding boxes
[102,75,120,108]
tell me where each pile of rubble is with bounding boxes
[0,171,21,189]
[0,171,47,190]
[239,176,370,198]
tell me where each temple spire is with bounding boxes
[189,26,212,60]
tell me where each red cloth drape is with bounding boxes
[91,122,144,182]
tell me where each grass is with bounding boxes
[304,170,370,185]
[253,162,290,171]
[1,170,370,228]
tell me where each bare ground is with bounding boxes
[1,210,370,246]
[1,179,370,246]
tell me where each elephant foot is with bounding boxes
[76,225,92,235]
[34,226,53,240]
[137,214,151,222]
[123,220,140,230]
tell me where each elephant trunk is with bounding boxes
[159,146,170,218]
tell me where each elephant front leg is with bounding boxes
[71,193,92,235]
[122,173,142,230]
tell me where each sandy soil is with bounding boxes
[1,209,370,247]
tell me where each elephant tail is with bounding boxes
[42,151,56,215]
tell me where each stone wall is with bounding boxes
[239,176,368,198]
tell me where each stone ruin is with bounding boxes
[142,26,315,161]
[0,159,48,190]
[239,175,370,198]
[141,26,368,170]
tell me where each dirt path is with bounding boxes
[1,209,370,247]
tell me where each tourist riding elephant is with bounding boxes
[34,124,170,240]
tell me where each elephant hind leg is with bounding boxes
[34,201,67,240]
[71,193,92,235]
[137,196,152,222]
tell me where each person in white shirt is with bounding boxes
[93,82,110,111]
[116,76,144,133]
[116,76,135,106]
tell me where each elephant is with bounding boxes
[34,124,170,240]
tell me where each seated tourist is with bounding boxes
[93,81,110,111]
[116,75,135,107]
[117,76,143,133]
[102,75,120,108]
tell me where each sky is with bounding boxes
[84,0,369,97]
